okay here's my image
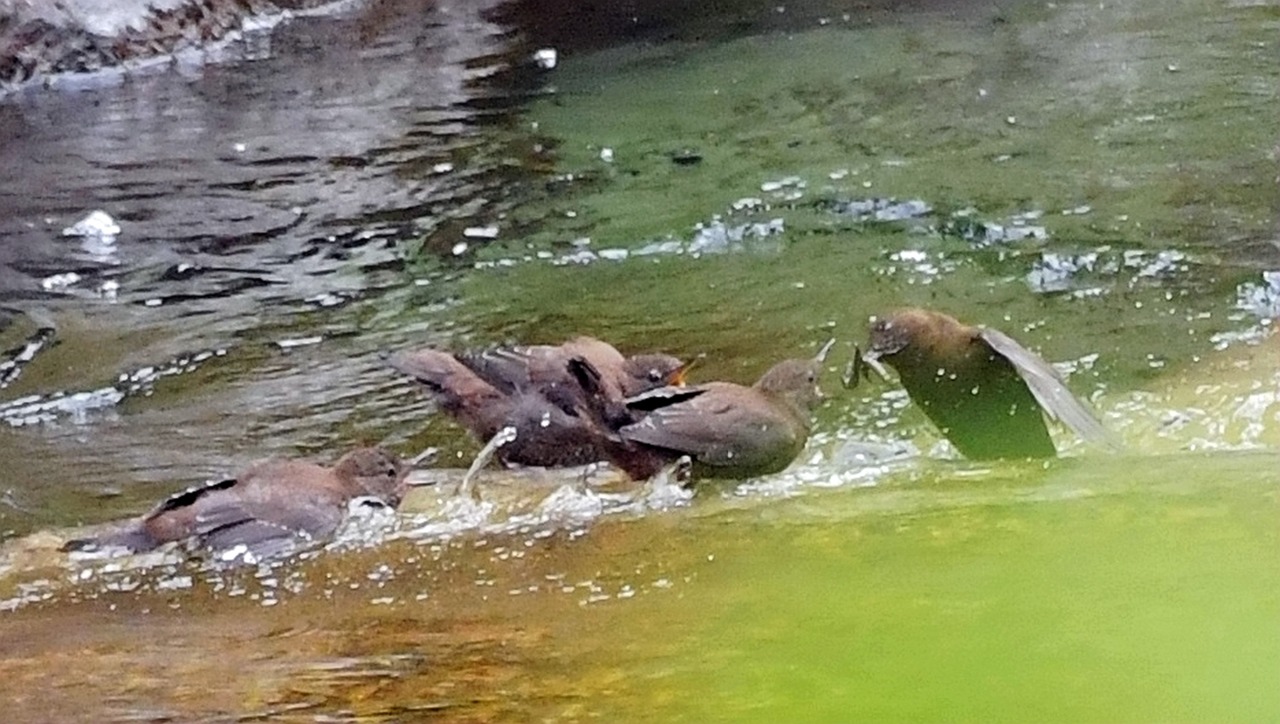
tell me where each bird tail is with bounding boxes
[388,349,458,392]
[61,519,157,553]
[389,349,499,412]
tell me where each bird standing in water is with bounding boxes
[855,308,1114,460]
[388,336,686,469]
[569,342,831,481]
[65,447,416,560]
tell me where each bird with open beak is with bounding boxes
[850,309,1115,460]
[389,336,688,470]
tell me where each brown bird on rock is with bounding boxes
[855,308,1115,460]
[389,336,686,468]
[65,447,413,560]
[569,343,830,481]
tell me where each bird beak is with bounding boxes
[669,358,697,386]
[814,338,837,364]
[843,345,890,389]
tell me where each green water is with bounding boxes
[430,0,1276,397]
[538,455,1280,722]
[2,0,1277,721]
[5,452,1276,721]
[411,0,1280,719]
[509,1,1275,248]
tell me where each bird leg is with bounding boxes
[643,454,695,502]
[574,462,601,494]
[458,426,517,500]
[669,455,694,489]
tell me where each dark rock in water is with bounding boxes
[0,0,335,92]
[670,149,703,166]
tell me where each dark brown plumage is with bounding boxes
[457,337,686,402]
[66,447,409,559]
[389,337,685,468]
[861,308,1114,460]
[570,354,825,481]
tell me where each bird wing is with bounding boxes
[621,393,793,468]
[390,350,501,398]
[621,404,732,461]
[199,519,317,560]
[388,350,509,436]
[978,327,1120,449]
[624,385,707,412]
[459,346,592,416]
[457,346,539,393]
[194,489,345,560]
[145,477,239,518]
[143,474,344,557]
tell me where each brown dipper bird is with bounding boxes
[389,337,686,468]
[569,343,830,481]
[457,337,685,403]
[65,447,412,559]
[857,308,1114,460]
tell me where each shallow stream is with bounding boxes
[0,0,1276,720]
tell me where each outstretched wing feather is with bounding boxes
[978,327,1120,449]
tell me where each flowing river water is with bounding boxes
[0,0,1277,720]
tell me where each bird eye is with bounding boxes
[648,369,663,382]
[385,465,397,478]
